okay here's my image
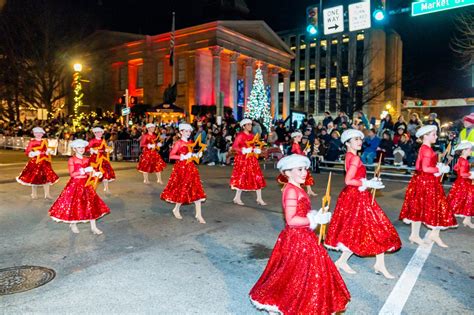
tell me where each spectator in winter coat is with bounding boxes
[361,129,380,164]
[322,111,333,128]
[393,115,407,132]
[325,130,343,161]
[377,131,394,163]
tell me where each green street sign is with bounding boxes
[411,0,474,16]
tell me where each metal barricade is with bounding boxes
[113,139,140,161]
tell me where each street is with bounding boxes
[0,151,473,314]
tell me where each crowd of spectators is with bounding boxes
[0,109,462,168]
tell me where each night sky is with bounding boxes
[80,0,473,99]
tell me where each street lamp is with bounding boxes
[73,63,83,72]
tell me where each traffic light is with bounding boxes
[306,5,319,36]
[373,0,387,22]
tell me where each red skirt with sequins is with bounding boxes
[160,160,206,204]
[277,173,314,186]
[325,186,401,256]
[250,226,350,315]
[17,159,59,186]
[230,154,266,191]
[137,149,166,173]
[400,172,457,229]
[447,177,474,217]
[48,177,110,223]
[90,155,116,182]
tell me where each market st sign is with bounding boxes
[411,0,474,17]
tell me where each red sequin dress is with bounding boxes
[137,133,166,173]
[325,152,401,256]
[400,144,457,229]
[88,138,116,182]
[249,183,350,314]
[48,156,110,223]
[230,132,266,191]
[277,142,315,186]
[160,139,206,204]
[447,157,473,218]
[16,139,59,186]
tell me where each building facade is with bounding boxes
[277,27,403,119]
[77,21,294,121]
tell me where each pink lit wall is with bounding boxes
[195,50,213,105]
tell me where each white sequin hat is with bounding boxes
[70,139,89,148]
[239,118,252,127]
[277,154,311,171]
[291,131,303,138]
[178,123,193,131]
[145,123,156,129]
[92,127,104,133]
[32,127,45,134]
[341,129,364,144]
[454,140,473,152]
[415,125,437,138]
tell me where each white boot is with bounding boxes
[408,221,424,246]
[374,253,395,279]
[233,189,244,205]
[256,189,267,205]
[194,201,206,224]
[335,251,357,274]
[172,203,183,219]
[90,220,103,235]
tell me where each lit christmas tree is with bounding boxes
[244,66,272,130]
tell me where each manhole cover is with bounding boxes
[0,265,55,295]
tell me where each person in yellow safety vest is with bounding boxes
[459,113,474,158]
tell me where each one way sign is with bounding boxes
[323,5,344,35]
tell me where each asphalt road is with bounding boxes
[0,150,472,314]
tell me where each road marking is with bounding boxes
[378,232,434,315]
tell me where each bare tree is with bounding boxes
[450,9,474,70]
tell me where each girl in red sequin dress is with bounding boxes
[325,129,401,279]
[88,127,116,194]
[16,127,59,200]
[447,141,474,228]
[137,123,166,184]
[230,119,266,206]
[277,131,317,196]
[250,154,350,315]
[160,123,206,224]
[400,125,457,248]
[49,139,110,235]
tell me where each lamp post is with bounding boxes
[72,63,84,129]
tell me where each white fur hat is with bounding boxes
[341,129,364,144]
[32,127,45,134]
[291,131,303,138]
[70,139,89,148]
[454,140,473,152]
[92,127,104,133]
[277,154,311,171]
[178,123,193,131]
[240,118,252,127]
[415,125,437,138]
[146,123,156,129]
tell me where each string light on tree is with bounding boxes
[244,65,272,130]
[72,63,84,129]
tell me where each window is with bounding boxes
[157,61,164,85]
[137,64,143,88]
[119,66,127,90]
[178,58,186,83]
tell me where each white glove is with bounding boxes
[46,149,55,155]
[306,208,331,230]
[83,166,94,173]
[197,151,203,158]
[360,178,385,191]
[28,151,39,158]
[79,168,86,175]
[254,148,262,155]
[441,164,450,174]
[105,148,113,153]
[93,171,103,178]
[90,148,98,154]
[180,152,193,161]
[156,142,162,147]
[147,143,155,149]
[242,147,253,154]
[470,172,474,180]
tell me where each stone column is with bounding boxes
[270,68,279,119]
[210,46,223,116]
[244,58,255,111]
[229,52,240,119]
[261,62,268,85]
[283,71,291,119]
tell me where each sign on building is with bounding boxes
[349,2,371,32]
[323,5,344,35]
[411,0,474,17]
